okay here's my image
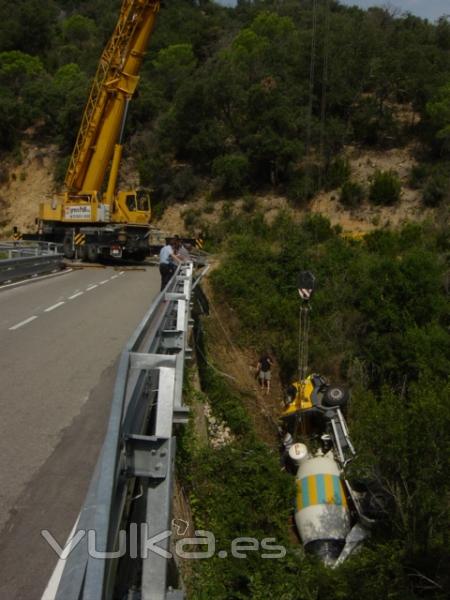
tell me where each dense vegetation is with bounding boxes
[1,0,450,205]
[212,213,449,388]
[201,213,450,599]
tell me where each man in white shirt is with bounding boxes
[159,238,182,291]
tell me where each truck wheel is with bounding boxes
[63,237,75,259]
[323,385,349,408]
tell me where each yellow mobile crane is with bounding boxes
[38,0,160,261]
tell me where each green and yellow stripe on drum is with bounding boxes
[296,475,347,510]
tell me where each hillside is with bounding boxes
[0,143,57,235]
[154,141,440,237]
[0,137,438,239]
[1,0,449,237]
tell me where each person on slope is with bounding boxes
[256,352,273,395]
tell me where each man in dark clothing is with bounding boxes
[256,353,273,394]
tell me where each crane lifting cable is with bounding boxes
[305,0,318,160]
[297,271,316,382]
[305,0,332,195]
[319,0,331,187]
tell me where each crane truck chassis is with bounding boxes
[38,203,151,261]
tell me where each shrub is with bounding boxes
[183,208,201,231]
[422,171,450,207]
[326,157,351,190]
[150,197,165,220]
[340,180,365,208]
[369,170,402,205]
[242,194,256,213]
[351,97,400,147]
[54,154,70,185]
[212,153,249,196]
[171,164,197,201]
[409,163,429,189]
[286,165,321,206]
[220,201,233,220]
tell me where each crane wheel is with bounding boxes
[63,237,75,259]
[86,244,97,262]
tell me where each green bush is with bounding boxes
[54,154,70,185]
[409,163,430,189]
[340,180,365,208]
[286,166,321,206]
[183,208,201,231]
[351,97,401,147]
[220,201,233,220]
[423,171,450,207]
[170,164,198,201]
[369,170,402,205]
[242,194,257,213]
[326,157,351,190]
[212,153,249,196]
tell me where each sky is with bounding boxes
[217,1,450,22]
[339,1,449,21]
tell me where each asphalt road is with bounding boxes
[0,264,161,599]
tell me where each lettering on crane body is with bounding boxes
[64,206,92,220]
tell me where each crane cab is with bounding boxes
[113,189,151,225]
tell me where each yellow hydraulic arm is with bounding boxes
[65,0,160,196]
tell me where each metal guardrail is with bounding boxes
[44,262,197,600]
[0,240,61,258]
[0,241,64,285]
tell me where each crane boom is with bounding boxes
[66,0,160,193]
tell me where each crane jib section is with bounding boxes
[65,0,160,195]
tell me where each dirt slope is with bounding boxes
[309,144,433,232]
[155,144,436,237]
[0,141,438,239]
[0,144,141,238]
[0,144,58,236]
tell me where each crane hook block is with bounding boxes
[297,271,316,301]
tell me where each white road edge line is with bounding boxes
[44,301,65,313]
[9,316,38,330]
[119,271,125,275]
[110,275,118,280]
[86,284,98,291]
[0,268,73,292]
[41,514,80,600]
[99,279,109,285]
[68,291,83,300]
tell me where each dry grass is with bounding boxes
[202,276,282,448]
